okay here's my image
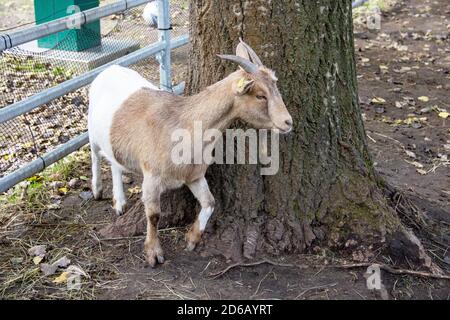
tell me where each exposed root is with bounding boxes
[208,258,296,279]
[333,262,450,281]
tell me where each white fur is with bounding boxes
[198,207,213,231]
[88,65,159,169]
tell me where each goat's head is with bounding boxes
[218,39,293,134]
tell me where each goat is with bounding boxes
[88,39,293,267]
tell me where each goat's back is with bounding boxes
[88,65,159,169]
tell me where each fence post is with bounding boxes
[157,0,172,91]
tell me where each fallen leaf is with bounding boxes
[46,203,61,210]
[54,256,71,268]
[41,263,58,276]
[40,256,71,276]
[58,187,68,194]
[33,256,43,265]
[67,265,89,278]
[405,160,424,168]
[371,97,386,104]
[53,272,69,284]
[79,191,93,201]
[438,112,449,119]
[417,169,427,175]
[128,186,142,194]
[405,150,416,158]
[418,96,429,102]
[28,245,46,258]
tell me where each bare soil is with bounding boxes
[0,0,449,300]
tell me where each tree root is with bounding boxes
[207,258,296,279]
[332,262,450,280]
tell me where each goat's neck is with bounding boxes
[183,72,240,132]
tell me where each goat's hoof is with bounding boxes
[185,227,202,252]
[112,199,127,216]
[186,242,196,252]
[145,243,164,268]
[93,189,103,200]
[114,206,126,216]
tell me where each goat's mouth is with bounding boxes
[274,126,293,134]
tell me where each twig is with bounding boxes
[295,282,338,299]
[97,235,145,241]
[250,268,273,298]
[366,134,376,143]
[332,263,450,280]
[208,258,294,279]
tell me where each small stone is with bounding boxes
[412,122,422,129]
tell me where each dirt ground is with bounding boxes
[0,0,449,300]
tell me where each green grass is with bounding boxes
[353,0,397,17]
[0,148,90,216]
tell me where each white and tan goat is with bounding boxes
[88,40,293,266]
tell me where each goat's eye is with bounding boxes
[256,95,267,101]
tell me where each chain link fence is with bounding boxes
[0,0,190,180]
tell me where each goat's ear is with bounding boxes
[236,42,250,60]
[233,78,255,96]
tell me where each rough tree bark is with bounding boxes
[100,0,436,270]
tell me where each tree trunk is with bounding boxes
[101,0,436,270]
[183,0,428,265]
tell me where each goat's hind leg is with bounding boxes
[142,175,164,267]
[90,142,103,200]
[186,177,215,251]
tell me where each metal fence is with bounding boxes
[0,0,189,193]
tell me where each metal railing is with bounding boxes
[0,0,189,193]
[352,0,370,8]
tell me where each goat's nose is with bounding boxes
[285,119,293,127]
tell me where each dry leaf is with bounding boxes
[128,186,142,194]
[418,96,429,102]
[405,150,416,158]
[33,256,43,265]
[28,245,46,258]
[58,187,68,194]
[417,169,427,175]
[67,265,89,278]
[53,272,69,284]
[438,112,449,119]
[405,160,424,168]
[371,97,386,104]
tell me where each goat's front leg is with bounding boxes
[111,164,127,215]
[186,177,215,251]
[142,175,164,267]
